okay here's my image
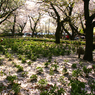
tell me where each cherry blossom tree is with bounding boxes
[29,13,41,37]
[0,0,25,24]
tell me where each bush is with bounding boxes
[30,74,37,81]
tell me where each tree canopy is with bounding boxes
[0,0,25,24]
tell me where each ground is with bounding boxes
[0,51,95,95]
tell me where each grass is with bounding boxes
[0,38,85,60]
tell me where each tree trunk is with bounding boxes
[20,22,27,33]
[12,15,16,37]
[83,0,93,61]
[83,25,93,61]
[32,30,34,37]
[55,22,61,43]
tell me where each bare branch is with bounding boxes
[92,21,95,28]
[48,12,56,20]
[0,8,17,24]
[50,2,60,20]
[79,14,85,32]
[0,4,23,24]
[90,13,95,21]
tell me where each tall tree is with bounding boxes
[18,20,27,34]
[83,0,95,61]
[29,13,41,37]
[40,1,71,43]
[50,2,61,43]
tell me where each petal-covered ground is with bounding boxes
[0,52,95,95]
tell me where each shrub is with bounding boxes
[0,83,6,92]
[6,75,17,83]
[31,54,37,61]
[69,79,87,94]
[49,67,54,75]
[52,64,59,71]
[40,84,65,95]
[72,63,77,68]
[30,74,37,81]
[27,61,32,65]
[12,83,20,95]
[88,80,95,94]
[21,72,28,77]
[59,76,66,85]
[18,54,22,60]
[16,65,24,72]
[83,66,92,77]
[21,57,26,63]
[0,71,6,76]
[0,45,4,51]
[36,67,43,74]
[38,79,48,87]
[72,69,81,78]
[48,59,51,62]
[44,62,50,68]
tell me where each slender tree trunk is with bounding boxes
[55,22,61,43]
[12,15,16,37]
[32,30,34,37]
[69,24,75,40]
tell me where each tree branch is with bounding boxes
[50,2,60,21]
[90,13,95,22]
[92,21,95,28]
[62,25,71,37]
[0,5,22,24]
[29,16,33,31]
[48,12,56,20]
[54,4,67,16]
[79,14,85,32]
[0,0,6,11]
